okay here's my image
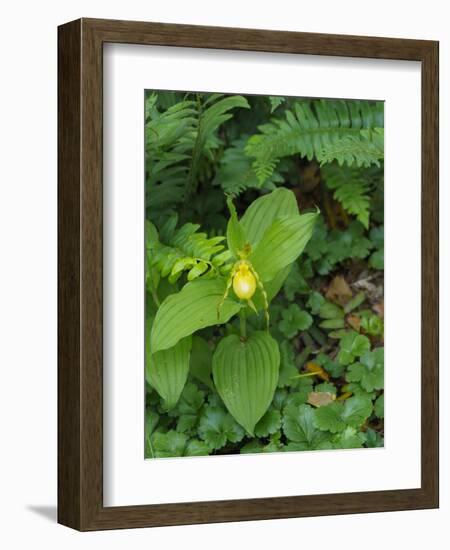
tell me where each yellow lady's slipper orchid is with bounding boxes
[233,263,257,300]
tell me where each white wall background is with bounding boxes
[0,0,447,547]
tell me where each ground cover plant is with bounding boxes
[145,91,384,459]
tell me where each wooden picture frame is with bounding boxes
[58,17,439,531]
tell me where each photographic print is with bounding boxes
[145,91,384,459]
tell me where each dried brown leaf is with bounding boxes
[304,361,330,381]
[373,302,384,319]
[347,314,361,332]
[326,275,352,306]
[307,391,336,407]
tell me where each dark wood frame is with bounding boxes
[58,17,439,531]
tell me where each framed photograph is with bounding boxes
[58,18,439,530]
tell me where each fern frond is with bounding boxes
[145,95,198,215]
[146,217,231,285]
[333,182,371,228]
[185,95,250,198]
[215,138,282,196]
[145,93,250,216]
[321,164,381,228]
[318,128,384,167]
[245,99,384,183]
[268,96,285,113]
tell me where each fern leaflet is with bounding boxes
[146,216,231,286]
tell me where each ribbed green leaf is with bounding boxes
[250,212,318,282]
[212,331,280,435]
[226,196,247,258]
[241,188,299,247]
[146,336,192,409]
[151,278,241,353]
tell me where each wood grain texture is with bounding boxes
[57,18,439,531]
[57,19,82,529]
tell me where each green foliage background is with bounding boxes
[145,91,384,458]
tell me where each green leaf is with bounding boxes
[314,394,372,433]
[240,440,264,454]
[186,95,250,198]
[240,439,282,454]
[151,278,241,352]
[318,128,384,169]
[359,310,384,336]
[365,428,384,448]
[332,427,366,449]
[226,196,247,258]
[255,409,282,437]
[185,439,211,456]
[337,331,371,365]
[318,302,344,319]
[314,382,337,396]
[252,265,292,311]
[146,220,159,248]
[197,406,245,450]
[246,99,384,183]
[343,382,376,401]
[190,335,214,389]
[283,262,309,301]
[342,395,373,428]
[151,430,211,457]
[278,304,313,338]
[283,404,316,444]
[346,348,384,392]
[145,409,159,458]
[344,291,366,313]
[250,212,318,282]
[269,96,285,113]
[187,261,209,281]
[315,352,345,379]
[149,218,226,283]
[321,164,373,228]
[216,137,282,196]
[306,291,326,314]
[369,248,384,270]
[240,188,299,247]
[374,394,384,418]
[278,340,299,388]
[146,335,192,409]
[283,380,313,408]
[168,382,205,432]
[212,331,280,435]
[314,402,346,433]
[152,430,188,458]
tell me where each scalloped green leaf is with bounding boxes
[254,409,281,438]
[313,401,346,433]
[151,278,241,353]
[146,335,192,410]
[197,406,245,450]
[341,395,373,428]
[152,430,187,458]
[212,331,280,435]
[337,331,371,365]
[250,213,318,282]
